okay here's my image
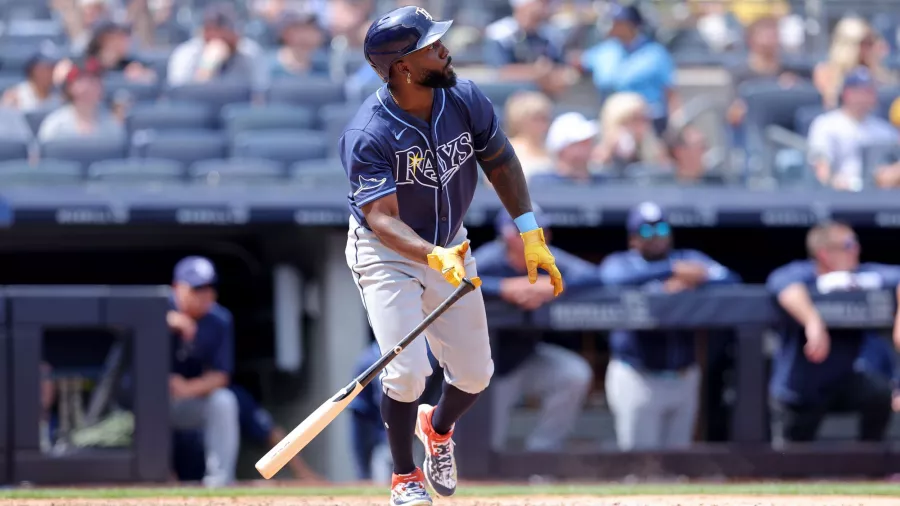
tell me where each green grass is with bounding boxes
[1,482,900,499]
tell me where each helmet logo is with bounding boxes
[415,7,433,21]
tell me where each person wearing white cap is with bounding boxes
[531,112,606,185]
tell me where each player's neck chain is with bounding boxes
[388,85,401,107]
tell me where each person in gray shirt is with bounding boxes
[166,3,264,90]
[38,62,125,143]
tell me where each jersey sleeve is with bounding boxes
[339,128,397,208]
[464,81,507,157]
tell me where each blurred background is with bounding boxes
[3,0,900,491]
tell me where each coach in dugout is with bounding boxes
[766,221,899,445]
[168,256,240,487]
[599,202,740,451]
[474,206,597,451]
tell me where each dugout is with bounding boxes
[0,218,898,482]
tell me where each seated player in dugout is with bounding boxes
[167,256,240,487]
[598,202,740,451]
[473,205,598,451]
[766,221,900,445]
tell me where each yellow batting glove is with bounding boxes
[521,228,564,296]
[427,241,481,288]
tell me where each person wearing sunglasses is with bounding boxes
[766,221,900,445]
[598,202,739,451]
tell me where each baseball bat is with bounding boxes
[255,276,481,479]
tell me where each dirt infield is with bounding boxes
[2,496,898,506]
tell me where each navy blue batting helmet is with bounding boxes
[364,6,453,82]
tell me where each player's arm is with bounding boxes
[362,195,435,264]
[341,128,445,266]
[479,140,532,220]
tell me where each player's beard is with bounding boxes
[419,59,457,88]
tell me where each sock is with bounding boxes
[431,384,480,435]
[381,393,418,475]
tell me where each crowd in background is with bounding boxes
[0,0,896,188]
[20,0,900,486]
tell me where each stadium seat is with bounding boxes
[189,158,286,184]
[39,137,128,170]
[0,138,29,161]
[738,79,821,177]
[126,102,216,135]
[477,81,539,107]
[267,77,345,108]
[0,159,83,184]
[877,87,900,120]
[87,158,185,182]
[24,107,55,136]
[319,103,358,157]
[793,104,824,137]
[164,80,252,112]
[0,73,22,95]
[290,158,346,185]
[132,130,228,167]
[220,103,317,136]
[861,143,900,187]
[231,130,328,166]
[103,74,163,105]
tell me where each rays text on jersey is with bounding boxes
[394,132,474,189]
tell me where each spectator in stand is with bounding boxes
[83,21,156,81]
[1,51,63,113]
[766,221,897,444]
[52,0,117,53]
[167,3,263,87]
[599,202,740,451]
[167,256,240,487]
[807,68,899,191]
[266,10,328,80]
[38,61,125,142]
[593,92,668,171]
[503,90,554,179]
[579,4,679,135]
[530,112,605,185]
[665,126,726,185]
[855,335,900,414]
[813,17,896,110]
[483,0,577,97]
[726,16,806,131]
[474,206,597,451]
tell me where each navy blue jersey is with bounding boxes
[339,78,506,247]
[598,248,740,371]
[766,260,900,405]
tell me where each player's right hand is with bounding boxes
[804,319,830,363]
[427,241,471,287]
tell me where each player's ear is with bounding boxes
[394,60,410,79]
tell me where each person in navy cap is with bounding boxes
[578,3,679,135]
[473,205,599,451]
[808,67,900,190]
[168,255,240,487]
[1,49,62,112]
[598,202,739,451]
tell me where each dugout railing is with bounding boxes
[455,286,900,480]
[1,287,900,482]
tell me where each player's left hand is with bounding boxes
[520,228,564,296]
[428,241,482,288]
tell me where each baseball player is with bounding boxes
[340,6,563,505]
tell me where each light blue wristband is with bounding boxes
[513,211,539,233]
